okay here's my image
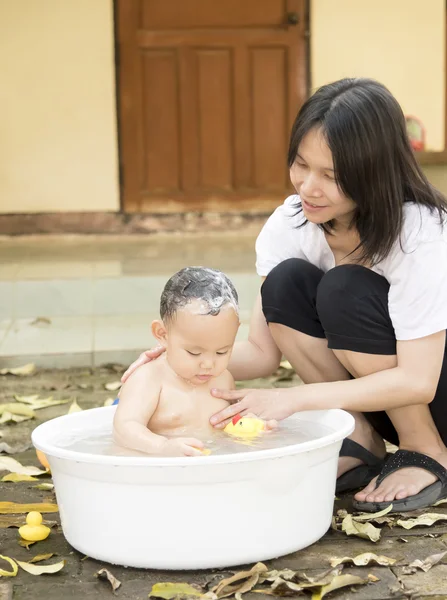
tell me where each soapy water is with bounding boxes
[58,419,334,457]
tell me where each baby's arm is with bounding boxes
[113,363,167,454]
[113,363,205,456]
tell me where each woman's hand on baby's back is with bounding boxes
[121,347,166,383]
[163,437,205,457]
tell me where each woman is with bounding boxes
[123,78,447,513]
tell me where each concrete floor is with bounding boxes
[2,366,447,600]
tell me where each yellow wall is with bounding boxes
[0,0,119,214]
[0,1,446,214]
[311,0,445,151]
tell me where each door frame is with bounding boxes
[114,0,310,214]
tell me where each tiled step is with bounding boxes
[0,233,261,367]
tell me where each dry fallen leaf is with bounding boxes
[34,483,54,492]
[0,363,36,376]
[330,552,396,568]
[0,555,18,577]
[149,582,204,599]
[260,569,297,583]
[18,539,37,549]
[261,568,343,595]
[14,394,40,403]
[104,381,121,392]
[396,513,447,529]
[67,400,82,414]
[30,317,52,327]
[353,504,393,522]
[0,441,32,454]
[401,551,447,574]
[29,553,54,564]
[0,515,57,529]
[311,574,371,600]
[14,395,71,410]
[0,412,33,424]
[95,568,122,592]
[341,514,381,542]
[0,457,47,476]
[0,502,58,514]
[0,404,35,418]
[16,558,65,575]
[1,473,39,483]
[212,563,268,598]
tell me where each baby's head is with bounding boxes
[152,267,240,385]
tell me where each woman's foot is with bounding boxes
[337,416,386,478]
[354,446,447,503]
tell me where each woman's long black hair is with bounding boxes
[288,78,447,265]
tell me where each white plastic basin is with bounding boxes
[32,406,354,569]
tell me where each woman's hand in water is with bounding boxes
[121,347,166,383]
[209,387,297,429]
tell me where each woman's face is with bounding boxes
[289,127,356,226]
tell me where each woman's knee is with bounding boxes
[316,265,396,355]
[261,259,326,337]
[261,258,323,306]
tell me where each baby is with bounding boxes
[113,267,240,456]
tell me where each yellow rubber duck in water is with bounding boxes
[19,511,51,542]
[224,414,266,439]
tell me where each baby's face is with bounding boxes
[164,302,240,385]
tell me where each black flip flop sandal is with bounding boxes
[352,449,447,513]
[336,438,385,495]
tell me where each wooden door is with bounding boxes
[117,0,307,213]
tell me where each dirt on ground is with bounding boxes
[1,366,447,600]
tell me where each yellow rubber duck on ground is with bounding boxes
[19,511,51,542]
[224,414,266,439]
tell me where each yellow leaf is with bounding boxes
[212,563,268,598]
[0,457,47,476]
[0,502,58,514]
[0,363,36,376]
[0,555,18,577]
[34,483,54,491]
[67,400,82,414]
[15,395,71,410]
[18,539,36,549]
[0,412,33,424]
[103,398,115,407]
[16,559,65,575]
[0,404,35,418]
[105,381,121,392]
[96,568,122,592]
[29,553,54,564]
[2,473,39,483]
[149,583,203,599]
[353,504,393,522]
[341,514,381,542]
[279,360,293,370]
[396,513,447,529]
[330,552,396,567]
[311,574,370,600]
[14,395,40,404]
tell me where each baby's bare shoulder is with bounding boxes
[120,359,163,395]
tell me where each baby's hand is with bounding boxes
[163,437,205,457]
